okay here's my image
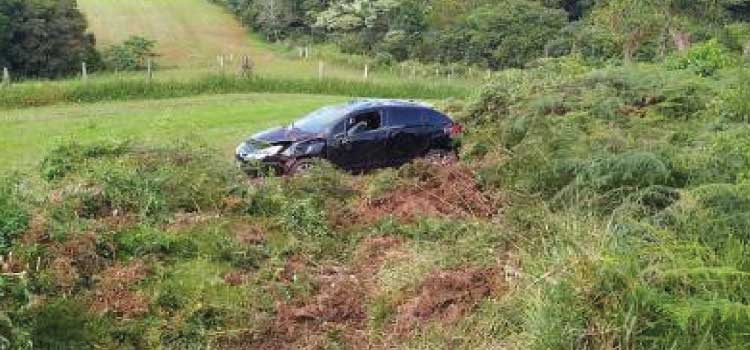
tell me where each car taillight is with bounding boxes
[446,123,463,137]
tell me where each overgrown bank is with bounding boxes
[2,57,750,349]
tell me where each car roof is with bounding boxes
[344,99,433,112]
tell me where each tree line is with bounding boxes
[0,0,158,79]
[212,0,750,69]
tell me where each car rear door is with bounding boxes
[384,107,432,166]
[326,108,389,170]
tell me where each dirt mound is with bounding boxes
[356,162,500,224]
[394,268,503,334]
[90,260,150,318]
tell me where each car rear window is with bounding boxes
[387,107,423,127]
[425,110,451,126]
[387,107,451,127]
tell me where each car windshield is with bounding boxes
[291,105,347,133]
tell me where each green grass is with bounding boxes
[0,93,347,170]
[0,74,466,110]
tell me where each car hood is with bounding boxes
[250,126,322,145]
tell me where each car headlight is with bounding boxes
[281,144,298,157]
[242,145,283,161]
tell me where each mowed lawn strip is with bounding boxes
[0,93,347,170]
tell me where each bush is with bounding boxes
[30,299,101,349]
[44,141,241,220]
[716,72,750,122]
[280,198,329,237]
[103,36,158,72]
[666,40,736,77]
[0,177,29,252]
[40,140,130,181]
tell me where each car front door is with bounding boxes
[384,107,432,166]
[326,109,389,170]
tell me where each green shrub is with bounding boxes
[30,299,101,350]
[46,141,241,220]
[664,184,750,245]
[280,198,329,237]
[717,72,750,122]
[0,177,29,252]
[40,140,130,181]
[666,40,736,77]
[103,36,157,72]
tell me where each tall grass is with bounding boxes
[0,74,472,110]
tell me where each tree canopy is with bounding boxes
[0,0,98,78]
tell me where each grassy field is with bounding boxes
[78,0,265,69]
[76,0,480,86]
[0,93,347,170]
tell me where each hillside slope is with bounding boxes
[77,0,272,69]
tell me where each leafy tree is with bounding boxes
[590,0,664,63]
[103,36,158,71]
[0,0,99,78]
[431,0,567,68]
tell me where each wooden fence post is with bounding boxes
[318,60,325,80]
[147,58,153,82]
[363,64,369,81]
[239,55,253,78]
[305,46,310,60]
[2,67,9,88]
[81,62,88,82]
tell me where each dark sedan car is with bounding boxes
[235,99,462,175]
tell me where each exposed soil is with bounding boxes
[230,220,266,245]
[222,236,406,349]
[90,260,150,318]
[393,267,505,335]
[355,162,501,224]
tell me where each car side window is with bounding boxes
[347,110,382,133]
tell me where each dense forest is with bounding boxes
[213,0,750,68]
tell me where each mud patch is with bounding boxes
[394,267,504,334]
[355,163,501,224]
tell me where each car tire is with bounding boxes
[423,149,458,165]
[288,158,318,175]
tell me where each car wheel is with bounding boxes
[288,159,318,175]
[424,149,458,165]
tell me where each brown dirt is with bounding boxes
[90,260,150,318]
[226,237,406,349]
[393,267,505,335]
[51,233,109,280]
[354,162,501,225]
[223,271,247,286]
[230,221,266,245]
